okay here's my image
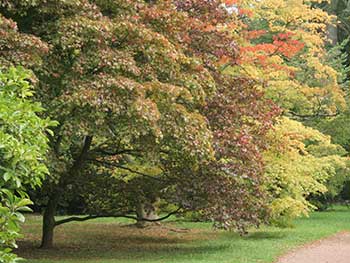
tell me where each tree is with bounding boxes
[230,0,346,118]
[0,0,277,248]
[227,0,350,223]
[317,0,350,46]
[0,67,52,263]
[264,117,348,226]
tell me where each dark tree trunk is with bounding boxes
[40,194,58,249]
[40,136,93,248]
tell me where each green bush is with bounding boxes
[0,67,53,262]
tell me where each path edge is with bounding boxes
[273,230,350,263]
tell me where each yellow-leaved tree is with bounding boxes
[222,0,350,224]
[264,117,348,226]
[227,0,346,116]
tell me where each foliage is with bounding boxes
[264,117,348,226]
[306,111,350,208]
[0,14,48,67]
[0,67,52,262]
[199,77,278,231]
[229,0,346,117]
[224,0,350,224]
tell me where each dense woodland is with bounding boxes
[1,0,350,262]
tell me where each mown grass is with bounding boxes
[16,206,350,263]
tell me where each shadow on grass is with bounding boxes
[16,223,230,261]
[17,240,230,261]
[246,231,288,240]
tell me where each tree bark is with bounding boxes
[327,1,338,47]
[327,22,338,46]
[136,198,159,228]
[40,194,58,249]
[40,136,93,248]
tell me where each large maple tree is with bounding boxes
[0,0,277,249]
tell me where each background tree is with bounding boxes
[231,0,345,117]
[227,0,350,222]
[264,117,348,226]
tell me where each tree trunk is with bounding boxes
[327,4,338,47]
[40,194,58,249]
[327,22,338,46]
[136,202,147,228]
[136,198,159,228]
[39,136,92,248]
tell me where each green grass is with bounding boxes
[16,206,350,263]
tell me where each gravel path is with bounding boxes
[276,232,350,263]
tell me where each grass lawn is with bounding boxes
[16,206,350,263]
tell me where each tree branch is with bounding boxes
[91,148,142,157]
[289,110,339,119]
[71,136,93,171]
[54,208,182,226]
[89,159,167,182]
[55,213,136,226]
[59,136,93,186]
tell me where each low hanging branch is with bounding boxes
[54,208,182,227]
[289,110,340,119]
[89,158,168,182]
[288,98,341,119]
